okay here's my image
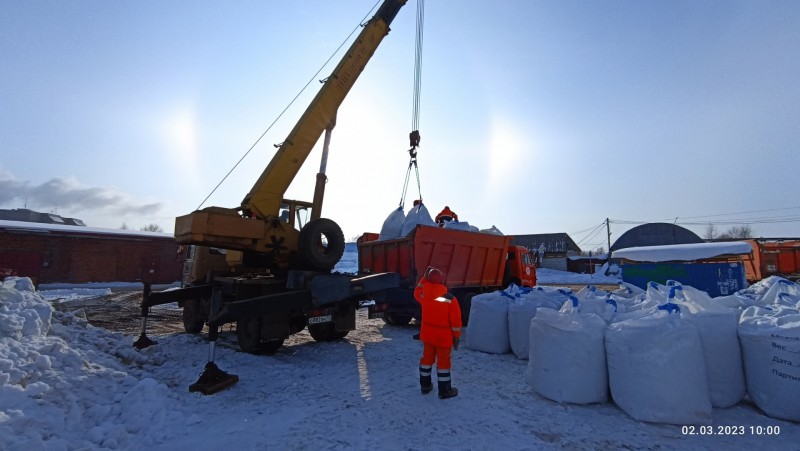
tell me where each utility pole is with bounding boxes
[606,218,612,256]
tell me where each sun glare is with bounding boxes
[163,108,198,163]
[487,116,526,187]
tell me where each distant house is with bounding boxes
[0,208,86,226]
[567,253,609,274]
[510,233,581,271]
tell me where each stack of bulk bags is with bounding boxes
[757,278,800,308]
[442,221,479,232]
[508,288,568,360]
[725,276,799,310]
[525,296,609,404]
[569,286,618,323]
[611,283,645,299]
[738,305,800,422]
[605,303,712,425]
[465,292,512,354]
[667,282,746,408]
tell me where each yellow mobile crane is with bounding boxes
[137,0,409,395]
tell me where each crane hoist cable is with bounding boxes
[195,2,382,211]
[399,0,425,209]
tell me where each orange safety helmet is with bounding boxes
[424,267,445,284]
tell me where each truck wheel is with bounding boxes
[182,299,206,334]
[308,323,349,342]
[459,293,475,326]
[236,316,265,354]
[382,313,412,326]
[505,277,521,289]
[298,218,345,271]
[261,338,285,354]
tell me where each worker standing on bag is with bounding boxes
[414,267,462,399]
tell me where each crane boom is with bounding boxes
[243,0,406,220]
[174,0,407,270]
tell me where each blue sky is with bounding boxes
[2,0,799,250]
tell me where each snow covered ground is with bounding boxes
[2,266,799,450]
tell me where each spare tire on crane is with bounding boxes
[298,218,346,271]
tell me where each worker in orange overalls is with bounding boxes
[414,267,462,399]
[435,206,458,226]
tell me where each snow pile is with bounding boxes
[0,277,185,450]
[1,277,53,339]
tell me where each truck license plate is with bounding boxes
[308,314,332,324]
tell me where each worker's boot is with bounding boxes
[437,370,458,399]
[419,365,433,394]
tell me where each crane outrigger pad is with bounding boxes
[189,362,239,395]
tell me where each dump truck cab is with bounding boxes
[504,245,538,288]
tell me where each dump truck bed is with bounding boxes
[357,225,510,289]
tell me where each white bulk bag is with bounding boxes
[400,203,436,237]
[605,305,712,425]
[508,290,565,360]
[378,207,405,241]
[670,284,746,408]
[465,292,510,354]
[738,305,800,422]
[508,298,538,360]
[526,307,608,404]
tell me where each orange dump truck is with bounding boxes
[743,239,800,282]
[357,225,537,325]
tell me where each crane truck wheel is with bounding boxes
[382,313,412,326]
[237,316,266,354]
[182,299,206,334]
[298,218,346,271]
[308,323,349,342]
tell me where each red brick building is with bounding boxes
[0,220,182,285]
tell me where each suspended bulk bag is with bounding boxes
[668,284,746,408]
[525,306,609,404]
[605,304,712,425]
[465,292,510,354]
[738,305,800,422]
[400,203,436,237]
[378,207,405,241]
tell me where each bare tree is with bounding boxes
[140,223,164,232]
[120,222,129,230]
[704,223,719,240]
[718,224,753,239]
